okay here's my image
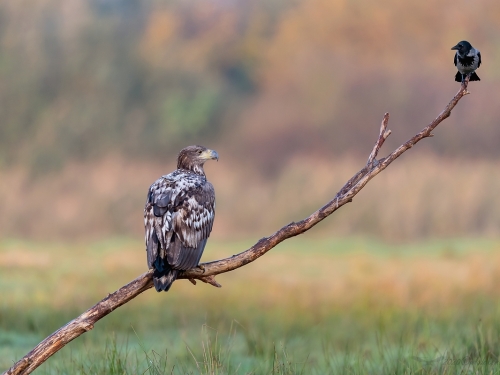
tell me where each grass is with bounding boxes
[2,237,500,374]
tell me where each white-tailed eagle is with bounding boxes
[144,145,218,292]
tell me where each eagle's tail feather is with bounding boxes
[469,72,480,81]
[153,268,179,292]
[455,71,463,82]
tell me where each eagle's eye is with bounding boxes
[197,150,203,154]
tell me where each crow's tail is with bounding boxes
[469,72,480,81]
[455,71,481,82]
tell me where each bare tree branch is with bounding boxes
[3,79,470,375]
[367,112,391,165]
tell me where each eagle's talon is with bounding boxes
[188,278,197,285]
[198,264,206,273]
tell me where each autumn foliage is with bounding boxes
[0,0,498,240]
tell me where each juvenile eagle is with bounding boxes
[144,145,218,292]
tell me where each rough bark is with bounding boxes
[3,80,471,375]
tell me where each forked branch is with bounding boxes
[3,79,470,375]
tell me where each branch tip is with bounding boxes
[367,112,391,164]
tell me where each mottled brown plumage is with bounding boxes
[144,145,218,292]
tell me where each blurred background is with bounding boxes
[0,0,499,241]
[2,1,500,373]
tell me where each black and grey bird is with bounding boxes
[144,145,218,292]
[452,40,481,83]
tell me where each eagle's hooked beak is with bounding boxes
[451,44,460,51]
[201,149,219,161]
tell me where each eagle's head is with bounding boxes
[177,145,219,175]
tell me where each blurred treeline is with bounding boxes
[1,0,499,240]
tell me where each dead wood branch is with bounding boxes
[3,79,470,375]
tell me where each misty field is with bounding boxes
[2,237,500,374]
[1,1,499,373]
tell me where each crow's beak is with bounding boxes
[451,44,460,51]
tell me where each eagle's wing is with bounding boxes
[144,172,215,271]
[144,175,176,270]
[477,51,481,68]
[454,53,457,67]
[169,180,215,269]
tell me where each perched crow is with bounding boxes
[452,40,481,83]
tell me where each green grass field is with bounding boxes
[2,237,500,374]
